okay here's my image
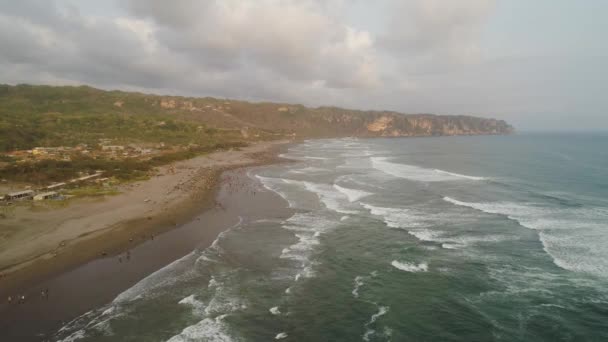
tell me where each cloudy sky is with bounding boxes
[1,0,606,131]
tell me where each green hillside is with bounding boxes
[0,84,513,153]
[0,84,263,152]
[0,84,514,186]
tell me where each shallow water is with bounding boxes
[54,134,608,341]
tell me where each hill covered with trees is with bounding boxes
[0,84,513,153]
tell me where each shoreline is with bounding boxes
[0,160,295,341]
[0,139,290,295]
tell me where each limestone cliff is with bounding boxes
[0,84,514,143]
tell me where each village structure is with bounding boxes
[0,139,155,202]
[5,140,164,163]
[1,171,106,203]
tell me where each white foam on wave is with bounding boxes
[333,184,373,202]
[269,306,281,315]
[166,315,235,342]
[352,271,377,299]
[362,203,429,229]
[275,332,288,339]
[362,305,390,342]
[364,202,513,248]
[391,260,428,272]
[335,174,384,190]
[441,243,461,249]
[280,212,339,281]
[179,295,201,306]
[55,305,123,342]
[284,179,357,214]
[164,275,246,342]
[409,228,512,249]
[407,229,442,242]
[56,330,86,342]
[280,233,319,262]
[288,166,329,174]
[443,196,608,277]
[303,156,330,160]
[369,306,389,324]
[101,306,115,316]
[204,275,247,316]
[341,150,372,157]
[255,175,296,207]
[434,169,486,180]
[179,295,206,314]
[207,217,243,253]
[371,157,484,182]
[193,216,244,266]
[301,181,357,214]
[352,276,365,299]
[114,250,198,303]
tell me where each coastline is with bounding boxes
[0,139,290,295]
[0,159,296,341]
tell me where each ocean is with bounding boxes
[54,133,608,341]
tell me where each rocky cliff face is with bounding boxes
[361,114,514,137]
[208,101,515,138]
[0,84,514,140]
[299,107,514,138]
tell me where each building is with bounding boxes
[34,191,60,201]
[102,145,125,152]
[46,182,66,191]
[94,177,112,187]
[32,147,71,155]
[68,172,103,184]
[3,190,34,201]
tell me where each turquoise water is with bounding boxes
[55,134,608,341]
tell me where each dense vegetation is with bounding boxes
[0,142,247,185]
[0,84,513,153]
[0,84,512,186]
[0,84,259,151]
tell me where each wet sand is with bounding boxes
[0,165,295,341]
[0,140,288,293]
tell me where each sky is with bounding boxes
[0,0,606,131]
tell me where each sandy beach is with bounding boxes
[0,162,295,341]
[0,140,288,294]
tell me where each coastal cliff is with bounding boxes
[152,94,514,138]
[0,84,514,152]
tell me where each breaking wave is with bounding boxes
[443,196,608,277]
[391,260,429,272]
[362,305,390,341]
[333,184,373,202]
[284,179,358,214]
[166,315,236,342]
[434,169,486,181]
[371,157,484,182]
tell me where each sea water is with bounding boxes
[54,133,608,341]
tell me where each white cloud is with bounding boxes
[125,0,380,90]
[0,0,497,99]
[3,0,603,130]
[380,0,495,69]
